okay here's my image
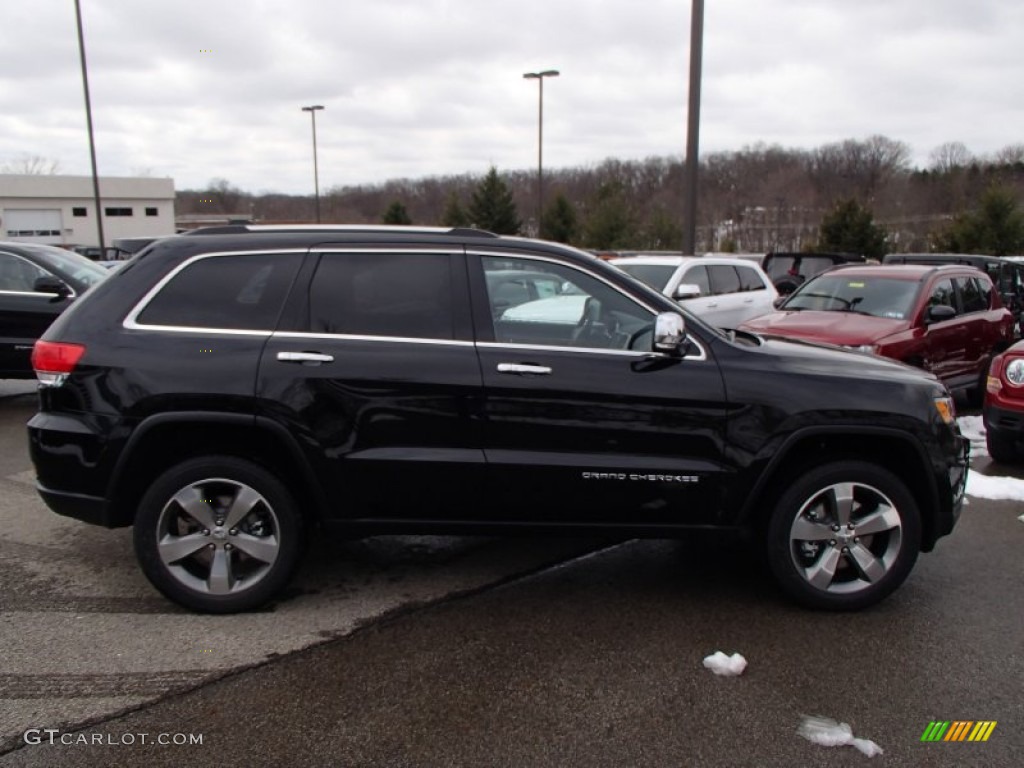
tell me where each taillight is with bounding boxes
[31,341,86,387]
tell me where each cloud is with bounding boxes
[2,0,1022,193]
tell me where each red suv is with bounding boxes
[984,341,1024,461]
[740,264,1015,398]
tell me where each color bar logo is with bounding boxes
[921,721,997,742]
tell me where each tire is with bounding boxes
[133,456,304,613]
[766,461,921,611]
[986,430,1019,464]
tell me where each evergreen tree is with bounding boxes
[582,182,636,250]
[440,191,469,227]
[382,200,412,225]
[468,167,521,234]
[541,194,578,244]
[816,198,888,259]
[934,185,1024,255]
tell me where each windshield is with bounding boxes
[22,245,109,288]
[783,274,920,320]
[615,263,676,292]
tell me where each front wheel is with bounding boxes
[766,462,920,611]
[133,456,304,613]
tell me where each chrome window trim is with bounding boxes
[0,251,75,298]
[123,324,273,337]
[123,248,308,331]
[476,339,707,361]
[469,249,706,361]
[271,331,474,347]
[0,288,66,299]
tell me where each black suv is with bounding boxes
[0,241,109,378]
[28,226,968,613]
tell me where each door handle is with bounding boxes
[276,351,334,364]
[497,363,552,375]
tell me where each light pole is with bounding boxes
[682,0,704,255]
[301,105,324,223]
[523,70,559,237]
[74,0,104,252]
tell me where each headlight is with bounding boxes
[1005,358,1024,386]
[844,344,877,354]
[934,396,956,425]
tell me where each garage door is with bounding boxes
[3,209,63,243]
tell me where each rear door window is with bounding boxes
[309,252,455,340]
[736,265,767,292]
[708,265,741,296]
[134,252,302,330]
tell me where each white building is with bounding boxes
[0,174,176,247]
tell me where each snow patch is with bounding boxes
[966,472,1024,502]
[958,415,988,458]
[798,715,883,758]
[702,651,747,676]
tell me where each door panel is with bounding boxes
[473,253,729,527]
[257,250,485,522]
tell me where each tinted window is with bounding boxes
[928,278,957,314]
[310,252,454,340]
[956,276,988,313]
[708,265,741,295]
[736,265,767,291]
[137,252,301,330]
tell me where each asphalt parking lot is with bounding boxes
[1,382,1022,766]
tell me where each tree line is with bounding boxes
[176,136,1024,256]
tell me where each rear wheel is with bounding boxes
[766,461,920,610]
[133,456,304,613]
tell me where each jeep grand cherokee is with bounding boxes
[28,226,969,613]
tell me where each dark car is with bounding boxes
[762,251,866,296]
[28,226,967,613]
[983,341,1024,461]
[740,264,1015,400]
[0,242,108,378]
[883,252,1024,336]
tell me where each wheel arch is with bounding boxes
[106,412,328,528]
[739,427,943,551]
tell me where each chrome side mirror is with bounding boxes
[673,283,702,300]
[654,312,686,354]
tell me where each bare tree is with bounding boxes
[1,154,61,174]
[928,142,972,174]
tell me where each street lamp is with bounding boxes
[301,105,324,223]
[74,0,105,252]
[523,70,559,237]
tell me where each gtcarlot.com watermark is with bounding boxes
[24,728,203,747]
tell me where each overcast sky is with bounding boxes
[2,0,1022,195]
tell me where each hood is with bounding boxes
[749,333,937,385]
[740,310,907,345]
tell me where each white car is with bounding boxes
[610,254,778,328]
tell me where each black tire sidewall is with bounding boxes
[766,461,921,611]
[133,456,304,613]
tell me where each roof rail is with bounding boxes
[181,224,500,238]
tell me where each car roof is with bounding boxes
[610,254,761,267]
[821,263,985,280]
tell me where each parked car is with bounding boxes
[739,264,1015,399]
[883,253,1024,336]
[0,241,109,378]
[610,254,778,328]
[763,252,866,296]
[29,226,967,613]
[983,341,1024,461]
